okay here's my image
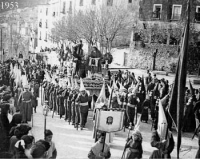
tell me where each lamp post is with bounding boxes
[43,101,49,138]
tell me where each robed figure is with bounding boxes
[72,41,84,76]
[87,47,102,74]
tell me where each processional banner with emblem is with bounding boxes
[96,110,124,133]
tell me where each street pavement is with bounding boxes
[24,104,198,159]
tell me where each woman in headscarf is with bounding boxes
[124,130,143,159]
[14,135,34,158]
[9,124,31,157]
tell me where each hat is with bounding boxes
[112,80,118,91]
[74,79,79,90]
[67,79,72,88]
[79,78,86,91]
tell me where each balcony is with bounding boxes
[152,11,161,20]
[195,12,200,22]
[171,14,181,21]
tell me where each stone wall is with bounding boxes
[127,43,179,72]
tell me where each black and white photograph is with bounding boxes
[0,0,199,158]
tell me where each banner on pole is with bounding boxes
[96,110,124,132]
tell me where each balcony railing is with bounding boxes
[152,11,161,20]
[171,14,181,20]
[195,12,200,22]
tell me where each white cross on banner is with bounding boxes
[96,110,124,133]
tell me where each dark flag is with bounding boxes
[168,0,190,158]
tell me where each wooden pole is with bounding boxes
[101,132,106,153]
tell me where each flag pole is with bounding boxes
[177,0,190,158]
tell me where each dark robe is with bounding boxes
[149,130,174,159]
[141,99,150,122]
[125,138,143,159]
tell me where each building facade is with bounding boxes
[139,0,200,28]
[36,0,140,50]
[0,7,39,59]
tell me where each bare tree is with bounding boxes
[96,6,134,52]
[51,5,135,53]
[51,15,80,46]
[10,31,29,57]
[73,10,98,54]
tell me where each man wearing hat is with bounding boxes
[75,79,89,130]
[124,130,143,159]
[18,85,33,123]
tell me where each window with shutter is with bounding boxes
[152,4,162,19]
[171,5,182,20]
[195,6,200,22]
